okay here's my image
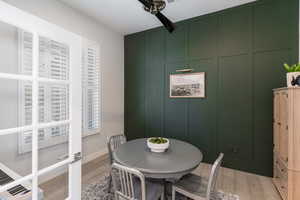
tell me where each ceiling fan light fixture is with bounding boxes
[138,0,175,33]
[144,0,166,14]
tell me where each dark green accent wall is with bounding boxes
[124,0,299,176]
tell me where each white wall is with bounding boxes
[0,0,124,182]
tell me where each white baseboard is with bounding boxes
[39,149,108,184]
[82,149,108,163]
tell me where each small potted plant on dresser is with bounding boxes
[284,63,300,87]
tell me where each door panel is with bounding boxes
[188,59,217,162]
[164,61,188,140]
[218,55,253,169]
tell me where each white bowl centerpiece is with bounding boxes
[147,137,169,153]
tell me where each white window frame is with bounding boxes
[82,39,102,137]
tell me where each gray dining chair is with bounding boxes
[107,134,127,192]
[172,153,224,200]
[111,163,165,200]
[108,134,127,165]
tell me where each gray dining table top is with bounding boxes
[113,138,203,179]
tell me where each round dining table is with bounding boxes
[113,138,203,180]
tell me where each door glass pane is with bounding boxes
[0,79,32,130]
[39,83,69,124]
[38,35,70,124]
[37,124,69,198]
[38,125,69,169]
[39,36,69,80]
[39,165,68,200]
[37,82,69,158]
[0,132,32,197]
[0,21,32,75]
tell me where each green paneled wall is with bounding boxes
[124,0,299,176]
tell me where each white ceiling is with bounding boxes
[60,0,256,35]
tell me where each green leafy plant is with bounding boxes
[149,137,168,144]
[284,63,300,72]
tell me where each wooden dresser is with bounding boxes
[273,88,300,200]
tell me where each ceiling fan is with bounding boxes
[137,0,175,33]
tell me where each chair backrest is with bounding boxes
[206,153,224,200]
[111,163,146,200]
[107,134,127,164]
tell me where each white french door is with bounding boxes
[0,1,82,200]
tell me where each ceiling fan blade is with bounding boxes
[155,11,175,33]
[137,0,151,8]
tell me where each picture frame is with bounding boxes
[169,72,205,98]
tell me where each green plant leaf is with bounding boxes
[283,63,300,72]
[284,63,291,72]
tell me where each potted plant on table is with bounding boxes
[284,63,300,87]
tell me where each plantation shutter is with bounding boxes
[18,31,34,153]
[82,41,100,136]
[40,37,70,139]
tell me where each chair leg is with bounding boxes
[161,186,165,200]
[161,192,164,200]
[108,173,112,193]
[172,187,176,200]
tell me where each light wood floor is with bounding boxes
[40,155,281,200]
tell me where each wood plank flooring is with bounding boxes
[40,155,281,200]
